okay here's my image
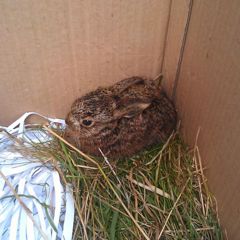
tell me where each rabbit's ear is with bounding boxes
[113,77,144,94]
[113,101,151,119]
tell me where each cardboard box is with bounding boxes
[0,0,239,238]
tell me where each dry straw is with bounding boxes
[5,125,224,240]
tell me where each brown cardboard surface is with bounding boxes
[0,0,171,125]
[174,0,240,238]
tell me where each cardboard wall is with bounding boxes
[0,0,171,125]
[168,0,240,239]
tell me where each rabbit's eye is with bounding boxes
[81,119,94,127]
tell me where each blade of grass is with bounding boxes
[126,175,172,200]
[158,177,190,239]
[110,207,120,240]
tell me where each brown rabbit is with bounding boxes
[65,77,177,158]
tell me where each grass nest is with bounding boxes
[7,125,224,240]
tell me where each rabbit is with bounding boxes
[64,76,177,158]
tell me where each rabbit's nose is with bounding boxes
[65,113,73,125]
[66,113,78,126]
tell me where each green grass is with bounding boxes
[12,125,224,240]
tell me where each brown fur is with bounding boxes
[65,77,177,158]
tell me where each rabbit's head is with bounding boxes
[66,89,115,138]
[66,86,151,136]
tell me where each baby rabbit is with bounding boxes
[65,77,177,158]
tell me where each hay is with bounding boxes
[8,125,224,239]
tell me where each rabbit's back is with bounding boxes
[100,90,176,157]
